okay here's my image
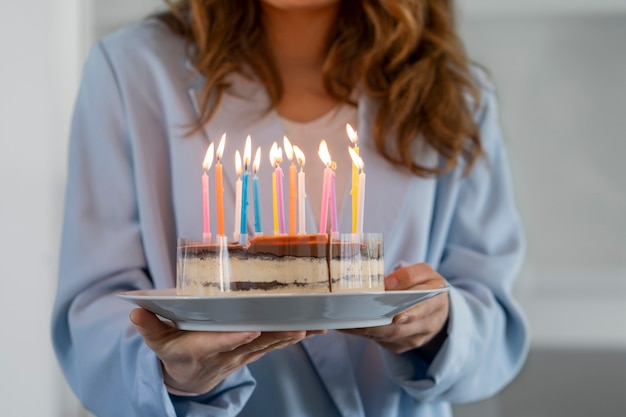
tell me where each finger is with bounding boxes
[385,263,444,290]
[130,308,261,353]
[236,331,307,355]
[367,297,448,341]
[305,330,327,337]
[130,308,177,342]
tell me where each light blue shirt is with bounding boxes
[51,20,528,417]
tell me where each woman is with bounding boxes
[51,0,528,416]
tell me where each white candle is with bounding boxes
[293,146,306,234]
[202,143,214,243]
[234,150,242,243]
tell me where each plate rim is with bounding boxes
[117,286,450,301]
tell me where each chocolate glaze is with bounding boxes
[247,234,329,257]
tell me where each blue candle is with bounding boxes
[252,147,262,234]
[253,174,262,233]
[241,171,249,235]
[240,136,252,236]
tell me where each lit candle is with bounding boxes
[347,123,359,233]
[270,143,279,235]
[349,147,366,234]
[293,145,307,235]
[215,133,226,237]
[252,147,262,235]
[233,150,242,243]
[240,135,251,239]
[330,164,338,233]
[202,143,214,243]
[283,136,297,235]
[318,140,337,234]
[275,147,286,234]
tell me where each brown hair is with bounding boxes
[159,0,482,176]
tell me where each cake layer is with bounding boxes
[177,236,330,295]
[177,233,385,295]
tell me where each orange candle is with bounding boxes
[283,136,297,235]
[215,133,226,236]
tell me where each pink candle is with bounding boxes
[318,140,333,234]
[275,148,286,234]
[233,151,242,243]
[329,168,338,233]
[202,143,214,243]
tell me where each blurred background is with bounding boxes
[1,0,625,415]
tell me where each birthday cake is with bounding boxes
[176,233,384,295]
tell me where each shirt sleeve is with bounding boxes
[50,41,256,417]
[381,79,529,403]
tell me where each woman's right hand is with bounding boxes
[130,308,318,394]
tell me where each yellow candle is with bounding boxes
[347,124,359,233]
[349,147,365,234]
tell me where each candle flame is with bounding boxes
[277,147,283,164]
[348,147,364,171]
[203,143,214,172]
[253,146,261,174]
[293,145,305,169]
[235,150,242,176]
[270,142,284,167]
[243,135,252,170]
[283,136,294,162]
[346,123,358,146]
[216,133,226,161]
[318,140,332,167]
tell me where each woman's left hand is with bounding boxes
[340,263,449,355]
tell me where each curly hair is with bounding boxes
[158,0,482,176]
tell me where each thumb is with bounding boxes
[130,308,174,345]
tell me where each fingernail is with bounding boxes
[395,315,409,324]
[244,332,260,342]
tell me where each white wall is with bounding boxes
[0,1,83,416]
[460,12,626,349]
[459,0,626,17]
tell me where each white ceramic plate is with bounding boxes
[117,287,449,331]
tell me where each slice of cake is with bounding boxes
[244,234,330,294]
[329,234,385,293]
[177,234,330,295]
[176,240,244,296]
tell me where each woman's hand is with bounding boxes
[130,308,325,394]
[340,263,449,355]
